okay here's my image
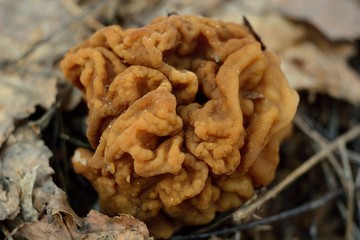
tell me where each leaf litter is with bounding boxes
[0,124,150,239]
[269,0,360,41]
[1,0,360,239]
[0,71,57,146]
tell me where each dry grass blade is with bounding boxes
[339,141,355,239]
[233,123,360,222]
[349,150,360,165]
[296,114,360,238]
[171,185,357,240]
[356,170,360,230]
[294,114,347,186]
[0,224,13,240]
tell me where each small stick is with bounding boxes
[232,124,360,222]
[294,115,347,186]
[348,150,360,165]
[59,133,91,148]
[171,185,359,240]
[296,113,360,237]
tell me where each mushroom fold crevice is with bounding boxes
[61,15,299,238]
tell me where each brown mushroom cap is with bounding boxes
[61,15,298,238]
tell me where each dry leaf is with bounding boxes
[1,126,54,182]
[0,125,53,222]
[210,1,360,104]
[14,187,84,240]
[74,210,150,240]
[215,11,306,53]
[0,125,150,239]
[0,179,21,221]
[281,42,360,104]
[0,0,73,61]
[0,71,57,146]
[269,0,360,40]
[14,190,150,240]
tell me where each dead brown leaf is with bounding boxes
[0,125,150,239]
[210,1,360,104]
[0,0,73,61]
[74,210,150,240]
[269,0,360,40]
[0,71,57,146]
[0,179,21,221]
[14,189,150,240]
[281,42,360,104]
[219,12,307,53]
[1,126,54,182]
[0,125,53,222]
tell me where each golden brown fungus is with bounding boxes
[61,15,298,238]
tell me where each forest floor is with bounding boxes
[1,0,360,239]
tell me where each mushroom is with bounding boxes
[61,15,299,238]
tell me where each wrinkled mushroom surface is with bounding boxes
[61,15,299,238]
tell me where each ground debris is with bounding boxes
[0,70,57,146]
[1,1,360,240]
[0,126,150,239]
[211,0,360,105]
[269,0,360,40]
[0,126,53,222]
[13,189,150,240]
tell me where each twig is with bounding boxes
[28,103,58,134]
[294,114,347,186]
[296,113,360,237]
[295,113,349,227]
[171,186,357,240]
[348,150,360,165]
[190,189,267,234]
[59,133,91,148]
[232,124,360,222]
[0,223,13,240]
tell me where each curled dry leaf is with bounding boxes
[15,189,150,240]
[13,187,80,240]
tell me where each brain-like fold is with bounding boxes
[61,15,299,238]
